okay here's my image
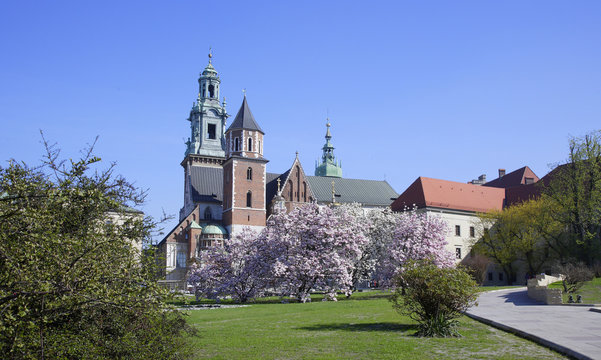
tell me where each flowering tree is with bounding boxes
[376,210,454,287]
[334,204,399,291]
[187,228,262,303]
[258,203,368,302]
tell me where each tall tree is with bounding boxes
[475,199,559,283]
[543,130,601,265]
[0,139,193,359]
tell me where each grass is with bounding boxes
[184,292,566,359]
[548,277,601,304]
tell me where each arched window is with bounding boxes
[247,167,252,180]
[246,191,252,208]
[258,140,261,154]
[248,137,253,152]
[204,207,212,220]
[208,84,215,98]
[234,138,239,152]
[303,182,307,202]
[288,181,293,201]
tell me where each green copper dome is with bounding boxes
[202,224,227,235]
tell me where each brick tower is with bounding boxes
[222,95,268,235]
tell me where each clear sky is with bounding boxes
[1,1,600,241]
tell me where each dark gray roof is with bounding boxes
[190,166,223,203]
[306,176,398,206]
[227,96,264,134]
[266,171,286,205]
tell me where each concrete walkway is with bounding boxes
[465,287,601,360]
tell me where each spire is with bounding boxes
[315,119,343,178]
[226,96,264,134]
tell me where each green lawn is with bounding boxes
[184,294,565,359]
[548,277,601,304]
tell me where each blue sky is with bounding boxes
[1,1,600,241]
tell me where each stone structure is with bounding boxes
[527,274,564,305]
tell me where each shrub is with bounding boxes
[390,260,478,337]
[558,262,594,293]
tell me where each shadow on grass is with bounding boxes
[297,322,417,333]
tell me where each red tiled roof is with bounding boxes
[483,166,539,188]
[391,177,505,213]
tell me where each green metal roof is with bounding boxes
[202,224,227,235]
[189,221,203,229]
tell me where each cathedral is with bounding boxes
[157,54,398,280]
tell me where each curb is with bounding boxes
[464,311,592,360]
[589,308,601,314]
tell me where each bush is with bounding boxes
[0,140,195,359]
[390,260,478,337]
[558,262,594,293]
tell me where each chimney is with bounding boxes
[498,169,506,178]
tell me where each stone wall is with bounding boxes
[527,274,564,305]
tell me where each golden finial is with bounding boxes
[208,47,213,63]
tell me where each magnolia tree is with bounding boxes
[188,228,262,303]
[334,204,399,291]
[375,210,455,287]
[257,203,368,302]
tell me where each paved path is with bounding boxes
[465,287,601,360]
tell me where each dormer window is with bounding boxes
[248,137,253,152]
[204,207,212,220]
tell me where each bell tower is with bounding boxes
[222,95,269,235]
[180,51,229,221]
[184,50,228,158]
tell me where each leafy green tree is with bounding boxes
[0,139,194,359]
[474,199,561,283]
[390,259,478,337]
[543,130,601,265]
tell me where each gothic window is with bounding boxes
[207,124,216,140]
[247,167,252,180]
[204,207,212,220]
[303,182,307,202]
[296,166,300,201]
[246,191,252,208]
[176,252,186,268]
[248,137,253,152]
[288,181,293,200]
[208,84,215,98]
[234,138,239,152]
